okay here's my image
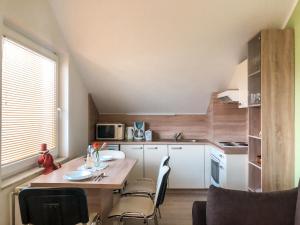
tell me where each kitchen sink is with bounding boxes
[177,139,198,143]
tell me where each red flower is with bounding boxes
[93,142,101,150]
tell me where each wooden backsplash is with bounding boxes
[96,93,248,141]
[208,93,248,142]
[98,114,209,140]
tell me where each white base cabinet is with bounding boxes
[224,154,248,190]
[210,146,248,190]
[168,145,205,189]
[120,143,247,190]
[120,145,144,182]
[144,145,168,183]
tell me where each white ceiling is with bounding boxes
[49,0,297,114]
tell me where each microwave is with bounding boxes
[96,123,125,140]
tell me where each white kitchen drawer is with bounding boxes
[144,145,168,182]
[120,145,144,182]
[168,145,205,189]
[121,145,143,150]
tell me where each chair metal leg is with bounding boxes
[118,218,124,225]
[91,213,102,225]
[157,207,162,219]
[154,213,159,225]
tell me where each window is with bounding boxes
[1,36,58,167]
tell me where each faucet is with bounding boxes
[174,132,183,141]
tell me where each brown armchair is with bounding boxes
[193,185,299,225]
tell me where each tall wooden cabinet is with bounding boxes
[248,29,294,192]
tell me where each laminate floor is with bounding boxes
[122,190,207,225]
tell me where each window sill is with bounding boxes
[1,157,68,190]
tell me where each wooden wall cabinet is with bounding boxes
[248,29,294,192]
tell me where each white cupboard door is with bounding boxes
[168,145,205,189]
[204,145,211,188]
[120,145,144,182]
[144,145,168,182]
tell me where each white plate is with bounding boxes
[100,155,113,161]
[78,163,109,171]
[64,170,92,181]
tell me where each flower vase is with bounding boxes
[94,156,101,168]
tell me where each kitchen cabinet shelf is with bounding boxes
[248,187,262,192]
[248,135,262,140]
[248,104,261,108]
[248,163,262,192]
[247,29,294,192]
[248,70,261,77]
[249,161,261,170]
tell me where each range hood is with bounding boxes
[217,89,239,103]
[217,59,248,108]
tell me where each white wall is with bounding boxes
[68,59,89,158]
[0,0,89,224]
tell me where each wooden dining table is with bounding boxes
[30,157,136,222]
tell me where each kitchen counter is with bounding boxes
[103,139,209,145]
[97,139,248,155]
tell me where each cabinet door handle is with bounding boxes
[219,165,224,170]
[171,147,182,150]
[132,147,143,150]
[147,147,158,150]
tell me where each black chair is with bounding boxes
[19,188,89,225]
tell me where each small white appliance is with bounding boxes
[96,123,125,140]
[126,127,134,140]
[145,129,152,141]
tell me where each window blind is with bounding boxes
[1,37,57,166]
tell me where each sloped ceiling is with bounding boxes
[49,0,297,114]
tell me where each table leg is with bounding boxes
[85,189,113,225]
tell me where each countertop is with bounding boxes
[97,139,248,155]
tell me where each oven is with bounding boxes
[210,154,221,187]
[210,148,226,187]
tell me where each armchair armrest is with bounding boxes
[192,201,207,225]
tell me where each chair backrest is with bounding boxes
[98,150,125,159]
[155,156,170,203]
[19,188,89,225]
[154,165,171,208]
[159,156,170,169]
[156,156,170,178]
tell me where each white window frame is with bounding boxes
[0,26,60,179]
